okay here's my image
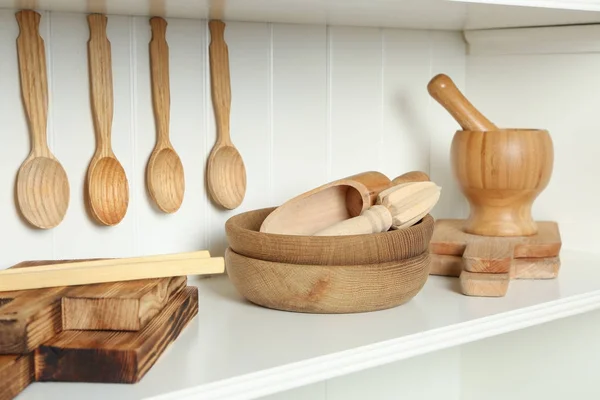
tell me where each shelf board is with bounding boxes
[17,249,600,400]
[1,0,600,30]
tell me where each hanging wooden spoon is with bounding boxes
[15,10,70,229]
[86,14,129,225]
[207,20,246,210]
[146,17,185,213]
[427,73,497,131]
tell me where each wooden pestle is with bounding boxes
[427,74,497,131]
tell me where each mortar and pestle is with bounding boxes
[427,74,554,237]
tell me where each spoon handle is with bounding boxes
[208,20,232,145]
[87,14,113,156]
[150,17,170,147]
[427,73,497,132]
[16,10,50,157]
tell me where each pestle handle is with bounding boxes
[313,205,392,236]
[427,74,497,131]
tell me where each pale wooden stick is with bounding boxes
[0,251,224,291]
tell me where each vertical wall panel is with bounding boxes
[381,29,431,180]
[0,10,53,268]
[271,24,327,205]
[329,26,383,179]
[429,31,468,219]
[205,21,271,256]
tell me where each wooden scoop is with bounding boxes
[146,17,185,213]
[207,20,246,210]
[260,171,391,235]
[427,73,497,131]
[15,10,70,229]
[86,14,129,226]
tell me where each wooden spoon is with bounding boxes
[86,14,129,226]
[15,10,70,229]
[146,17,185,213]
[207,20,246,210]
[427,73,497,131]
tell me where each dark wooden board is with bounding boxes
[0,354,33,400]
[35,286,198,383]
[0,259,187,354]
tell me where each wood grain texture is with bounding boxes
[430,254,560,279]
[313,205,392,236]
[260,171,391,235]
[227,207,434,265]
[462,240,513,273]
[207,19,246,210]
[86,13,129,226]
[0,354,33,400]
[146,17,185,214]
[225,248,431,313]
[427,73,496,131]
[460,271,509,297]
[62,276,187,331]
[451,128,554,236]
[391,171,430,185]
[0,251,223,291]
[15,10,70,230]
[35,287,198,383]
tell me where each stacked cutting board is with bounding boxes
[0,252,221,400]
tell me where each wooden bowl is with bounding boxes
[451,129,554,236]
[225,248,431,313]
[226,207,434,266]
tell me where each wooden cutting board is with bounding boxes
[429,219,562,297]
[0,259,186,354]
[36,286,198,383]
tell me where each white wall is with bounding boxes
[0,9,466,268]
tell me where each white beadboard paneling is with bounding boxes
[329,26,383,179]
[271,23,328,205]
[206,21,271,257]
[429,30,469,219]
[466,53,600,252]
[0,10,54,269]
[381,29,431,180]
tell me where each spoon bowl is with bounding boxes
[147,147,185,213]
[17,157,69,229]
[87,156,129,226]
[207,145,246,210]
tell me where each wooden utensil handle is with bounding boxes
[16,10,49,155]
[88,14,113,154]
[149,17,170,145]
[391,171,430,185]
[427,74,497,131]
[313,205,392,236]
[209,20,231,144]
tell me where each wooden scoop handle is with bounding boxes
[16,10,49,156]
[150,17,170,146]
[314,205,392,236]
[392,171,430,185]
[88,14,114,155]
[427,74,497,131]
[209,20,232,144]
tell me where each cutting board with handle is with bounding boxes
[429,219,562,297]
[0,259,187,354]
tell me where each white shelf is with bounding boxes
[17,249,600,400]
[1,0,600,30]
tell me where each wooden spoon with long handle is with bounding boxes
[427,73,497,131]
[207,20,246,210]
[86,14,129,226]
[15,10,70,229]
[146,17,185,213]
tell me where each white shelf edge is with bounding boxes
[465,23,600,55]
[147,288,600,400]
[449,0,600,12]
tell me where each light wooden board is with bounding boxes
[0,354,33,400]
[429,219,561,297]
[35,287,198,383]
[0,260,188,354]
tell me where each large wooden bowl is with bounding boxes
[225,207,434,265]
[451,129,554,236]
[225,248,431,313]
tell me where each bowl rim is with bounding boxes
[226,206,434,240]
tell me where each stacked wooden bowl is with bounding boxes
[225,207,435,314]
